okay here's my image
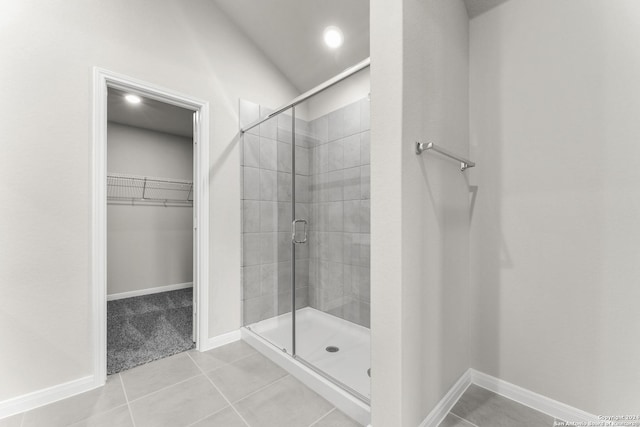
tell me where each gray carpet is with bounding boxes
[107,288,195,375]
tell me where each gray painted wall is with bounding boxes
[0,0,297,403]
[370,0,471,425]
[470,0,640,413]
[107,123,193,296]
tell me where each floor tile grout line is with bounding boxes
[65,404,131,427]
[465,384,558,423]
[119,373,138,427]
[127,404,138,427]
[125,372,203,404]
[186,351,252,427]
[449,412,479,427]
[119,346,258,409]
[189,347,259,374]
[229,373,291,406]
[119,373,131,404]
[183,404,236,427]
[183,415,215,427]
[307,407,337,427]
[449,400,469,422]
[32,379,133,427]
[192,347,291,406]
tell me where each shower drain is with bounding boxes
[325,346,340,353]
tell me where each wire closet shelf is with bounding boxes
[107,173,193,206]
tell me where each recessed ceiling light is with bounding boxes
[125,94,142,104]
[323,26,343,49]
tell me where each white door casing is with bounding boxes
[92,67,210,384]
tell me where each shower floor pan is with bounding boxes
[242,307,370,425]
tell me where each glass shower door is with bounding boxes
[240,90,371,402]
[291,105,311,358]
[241,105,296,355]
[292,94,371,402]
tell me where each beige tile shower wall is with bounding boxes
[307,98,371,328]
[240,100,311,325]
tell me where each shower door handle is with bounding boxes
[292,219,308,244]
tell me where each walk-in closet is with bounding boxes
[106,88,195,374]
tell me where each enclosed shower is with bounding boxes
[239,61,371,408]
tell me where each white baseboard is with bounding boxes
[419,369,599,427]
[0,375,98,420]
[0,329,238,420]
[419,370,474,427]
[469,370,598,424]
[199,329,241,352]
[107,282,193,301]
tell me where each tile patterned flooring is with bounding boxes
[438,384,559,427]
[3,341,362,427]
[1,341,564,427]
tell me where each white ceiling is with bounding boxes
[107,88,193,138]
[214,0,370,93]
[464,0,511,18]
[107,1,506,138]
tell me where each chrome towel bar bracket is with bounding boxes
[415,141,475,172]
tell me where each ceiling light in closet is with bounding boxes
[125,94,142,104]
[323,26,343,49]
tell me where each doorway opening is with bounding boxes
[106,88,195,374]
[92,68,210,383]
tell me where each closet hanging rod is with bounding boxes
[415,142,475,172]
